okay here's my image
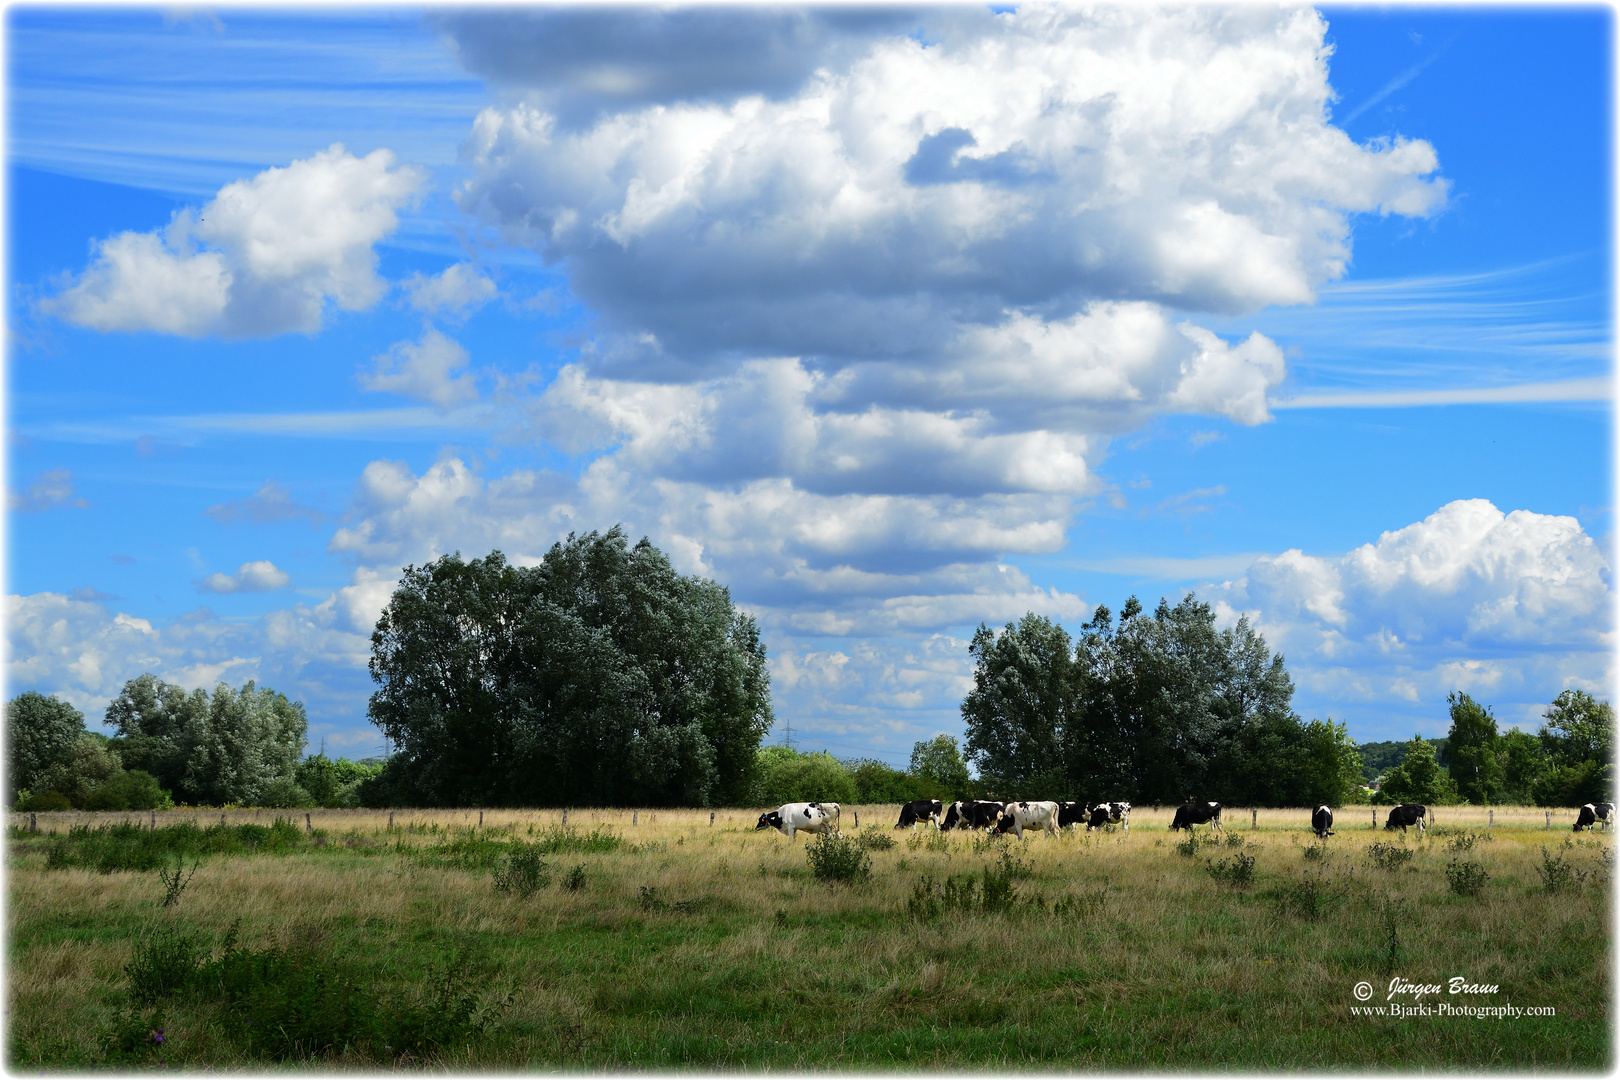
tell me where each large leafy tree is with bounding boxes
[910,735,972,801]
[1377,735,1460,806]
[6,692,86,800]
[366,528,773,807]
[1446,691,1504,804]
[1533,689,1612,805]
[961,613,1074,797]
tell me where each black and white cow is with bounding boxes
[993,800,1061,838]
[806,801,842,831]
[1573,802,1614,832]
[1086,802,1132,832]
[1311,805,1334,839]
[1383,804,1427,834]
[1169,801,1223,833]
[755,803,835,840]
[941,800,1005,830]
[894,799,944,829]
[1056,801,1090,829]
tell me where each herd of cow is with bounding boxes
[754,798,1618,840]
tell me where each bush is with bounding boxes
[17,789,72,812]
[126,922,209,1005]
[492,845,550,897]
[531,824,624,855]
[85,770,172,811]
[1537,846,1583,894]
[854,829,896,851]
[1367,842,1414,872]
[805,830,872,885]
[43,819,310,873]
[1205,853,1255,887]
[257,777,316,809]
[1445,859,1491,897]
[752,746,859,806]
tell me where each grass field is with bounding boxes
[6,803,1612,1069]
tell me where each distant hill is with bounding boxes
[1357,737,1449,784]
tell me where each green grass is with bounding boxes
[6,808,1612,1069]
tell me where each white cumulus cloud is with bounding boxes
[403,262,499,319]
[46,144,423,337]
[197,560,292,594]
[360,327,481,409]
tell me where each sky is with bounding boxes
[6,5,1613,764]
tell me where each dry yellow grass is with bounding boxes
[6,803,1611,1068]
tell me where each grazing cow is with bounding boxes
[942,800,1005,830]
[807,801,842,831]
[756,803,835,840]
[1169,801,1223,834]
[1056,801,1091,829]
[1311,805,1334,839]
[1383,804,1427,834]
[1086,802,1132,832]
[994,800,1061,838]
[1574,802,1614,832]
[895,799,944,829]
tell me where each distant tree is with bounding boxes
[750,747,858,806]
[1376,735,1460,806]
[1497,729,1546,804]
[846,758,934,804]
[84,770,171,811]
[961,614,1074,797]
[104,673,208,796]
[366,530,773,807]
[1532,690,1612,805]
[180,681,307,806]
[295,755,384,808]
[6,692,86,802]
[1446,692,1504,804]
[37,734,123,809]
[909,735,972,801]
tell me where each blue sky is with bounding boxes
[7,5,1612,764]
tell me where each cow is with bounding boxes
[1383,804,1427,834]
[807,801,842,831]
[941,800,1004,830]
[1169,801,1223,834]
[1056,801,1090,829]
[993,800,1061,838]
[1574,802,1614,832]
[756,803,835,840]
[1086,801,1132,832]
[1311,805,1334,839]
[894,799,943,829]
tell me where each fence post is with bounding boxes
[151,811,156,831]
[1251,808,1257,830]
[633,810,638,826]
[854,810,859,828]
[710,811,715,826]
[221,812,226,827]
[479,810,484,828]
[305,813,312,835]
[563,808,568,826]
[1372,808,1376,829]
[388,811,394,829]
[1489,809,1494,826]
[1546,811,1551,829]
[29,813,37,834]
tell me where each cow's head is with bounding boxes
[756,811,782,831]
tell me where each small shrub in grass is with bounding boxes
[855,829,896,851]
[1272,876,1342,920]
[1443,831,1488,854]
[906,875,943,921]
[492,845,550,897]
[1367,843,1414,871]
[125,921,209,1005]
[1302,842,1329,862]
[157,854,198,908]
[1175,833,1215,858]
[980,853,1020,907]
[1445,859,1490,897]
[533,825,624,855]
[1204,853,1255,888]
[1224,832,1246,848]
[563,863,587,891]
[99,1005,169,1065]
[806,830,872,885]
[1537,847,1584,894]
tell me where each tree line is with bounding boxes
[8,535,1609,812]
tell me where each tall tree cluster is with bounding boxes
[961,596,1364,807]
[1437,689,1612,806]
[364,528,773,807]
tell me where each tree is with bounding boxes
[1446,692,1504,804]
[961,614,1073,797]
[846,758,934,804]
[104,674,208,796]
[1376,735,1460,806]
[366,529,773,807]
[6,692,86,801]
[182,681,308,806]
[37,734,123,808]
[750,747,858,806]
[909,735,972,800]
[1498,729,1546,804]
[1533,690,1612,805]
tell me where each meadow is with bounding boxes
[6,803,1611,1069]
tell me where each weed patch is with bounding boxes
[1271,876,1342,920]
[855,829,896,851]
[1445,859,1491,897]
[492,845,551,897]
[1205,853,1255,888]
[806,831,872,885]
[1366,842,1414,872]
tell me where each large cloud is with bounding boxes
[1209,500,1614,729]
[46,145,423,337]
[455,6,1445,375]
